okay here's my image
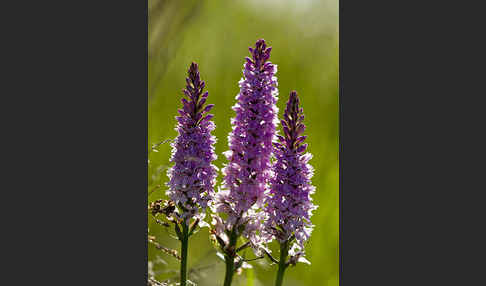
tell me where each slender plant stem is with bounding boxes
[223,229,238,286]
[275,240,289,286]
[223,254,235,286]
[180,222,189,286]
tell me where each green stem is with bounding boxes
[223,254,235,286]
[223,229,238,286]
[180,222,189,286]
[275,240,289,286]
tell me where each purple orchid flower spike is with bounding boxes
[265,90,317,286]
[211,39,279,286]
[167,62,217,223]
[166,62,217,286]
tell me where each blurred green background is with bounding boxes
[148,0,338,285]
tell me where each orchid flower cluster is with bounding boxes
[212,39,278,253]
[166,62,218,225]
[149,39,317,286]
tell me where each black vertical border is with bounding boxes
[144,0,149,282]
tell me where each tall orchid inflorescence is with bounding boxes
[212,39,279,286]
[165,62,217,286]
[167,62,218,224]
[265,91,316,286]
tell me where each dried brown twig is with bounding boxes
[264,249,279,264]
[148,237,181,261]
[147,277,168,286]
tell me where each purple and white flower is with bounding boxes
[212,39,279,253]
[166,62,218,224]
[264,90,317,259]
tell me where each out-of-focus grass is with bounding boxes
[148,0,338,285]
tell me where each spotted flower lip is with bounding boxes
[264,90,317,257]
[213,39,279,252]
[166,62,218,223]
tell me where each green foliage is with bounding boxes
[148,0,338,285]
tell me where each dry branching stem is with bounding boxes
[148,238,181,261]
